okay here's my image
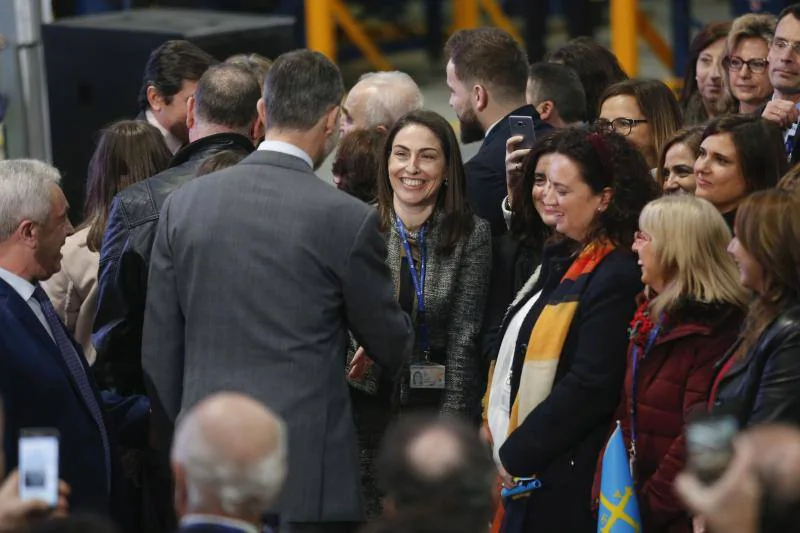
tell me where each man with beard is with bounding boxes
[445,28,551,237]
[142,50,413,533]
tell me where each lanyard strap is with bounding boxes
[630,317,663,454]
[395,216,430,358]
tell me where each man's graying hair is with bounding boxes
[263,50,344,131]
[0,160,61,241]
[357,71,424,128]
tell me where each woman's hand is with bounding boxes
[505,135,531,205]
[348,346,374,380]
[497,464,514,489]
[692,515,707,533]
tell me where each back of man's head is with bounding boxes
[171,392,287,523]
[527,62,587,126]
[262,49,344,132]
[376,414,494,528]
[444,28,528,104]
[193,63,261,134]
[345,71,423,131]
[138,40,217,111]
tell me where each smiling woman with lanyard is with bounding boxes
[346,109,492,517]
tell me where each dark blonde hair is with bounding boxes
[600,79,683,166]
[735,189,800,356]
[84,121,172,251]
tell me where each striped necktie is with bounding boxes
[32,285,111,491]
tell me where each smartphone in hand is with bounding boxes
[508,115,537,150]
[18,428,60,507]
[685,414,737,485]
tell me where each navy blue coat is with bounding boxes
[0,276,145,522]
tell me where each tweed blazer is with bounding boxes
[385,210,492,415]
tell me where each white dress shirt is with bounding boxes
[257,139,313,169]
[145,108,184,154]
[180,514,260,533]
[0,267,55,342]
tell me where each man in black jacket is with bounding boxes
[93,63,261,396]
[444,28,551,237]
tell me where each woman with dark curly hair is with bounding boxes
[487,128,659,532]
[331,127,387,204]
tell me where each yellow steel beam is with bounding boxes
[305,0,336,61]
[480,0,524,43]
[636,8,673,71]
[611,0,638,76]
[453,0,480,30]
[330,0,393,70]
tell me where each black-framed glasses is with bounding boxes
[594,118,648,137]
[771,37,800,56]
[723,56,768,73]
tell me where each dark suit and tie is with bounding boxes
[464,105,551,237]
[0,272,113,515]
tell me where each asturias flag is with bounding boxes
[598,421,641,533]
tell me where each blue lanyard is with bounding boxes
[395,216,430,358]
[629,316,663,457]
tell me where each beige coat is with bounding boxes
[42,226,98,364]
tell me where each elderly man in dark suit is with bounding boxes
[444,28,551,237]
[171,393,286,533]
[0,160,146,527]
[142,50,413,533]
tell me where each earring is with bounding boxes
[444,178,449,187]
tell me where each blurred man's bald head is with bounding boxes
[171,392,287,523]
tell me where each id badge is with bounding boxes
[409,363,445,389]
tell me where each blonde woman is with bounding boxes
[722,14,775,115]
[593,195,748,533]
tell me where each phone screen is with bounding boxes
[18,430,59,506]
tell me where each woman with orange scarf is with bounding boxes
[483,128,658,532]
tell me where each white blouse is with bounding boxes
[488,290,542,465]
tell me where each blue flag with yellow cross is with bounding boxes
[598,421,641,533]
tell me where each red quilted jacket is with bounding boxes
[592,299,744,533]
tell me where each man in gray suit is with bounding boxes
[142,50,413,533]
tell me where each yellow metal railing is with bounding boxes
[610,0,674,77]
[305,0,522,70]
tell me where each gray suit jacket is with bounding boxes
[141,150,413,522]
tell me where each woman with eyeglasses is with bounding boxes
[694,114,786,230]
[657,126,704,195]
[490,128,658,532]
[591,195,747,533]
[598,79,683,171]
[723,14,776,115]
[681,22,733,125]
